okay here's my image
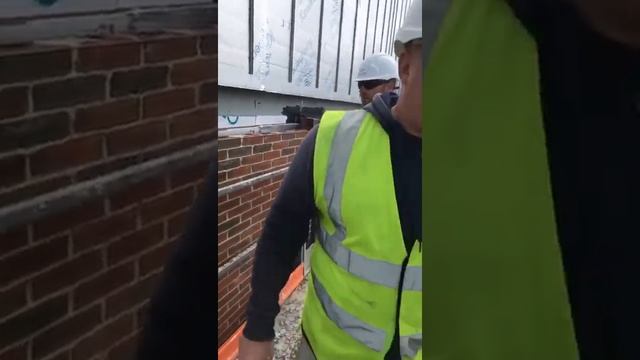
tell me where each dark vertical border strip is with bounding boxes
[248,0,254,74]
[379,0,388,52]
[334,0,345,92]
[362,0,371,59]
[372,0,379,54]
[348,0,360,95]
[316,0,325,88]
[288,0,296,82]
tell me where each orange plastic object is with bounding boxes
[218,264,305,360]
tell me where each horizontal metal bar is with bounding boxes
[218,243,257,279]
[0,141,216,232]
[218,167,289,197]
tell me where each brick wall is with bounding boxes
[217,130,307,346]
[0,30,216,360]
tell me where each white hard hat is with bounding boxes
[355,53,399,81]
[394,0,422,56]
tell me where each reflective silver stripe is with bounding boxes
[402,265,422,291]
[312,271,387,352]
[324,110,366,228]
[399,333,422,359]
[318,227,403,289]
[424,0,451,67]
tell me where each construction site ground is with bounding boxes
[273,278,308,360]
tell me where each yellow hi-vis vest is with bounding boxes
[422,0,579,359]
[301,109,422,360]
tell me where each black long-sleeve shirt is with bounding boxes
[243,92,422,360]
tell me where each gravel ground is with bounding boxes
[273,279,308,360]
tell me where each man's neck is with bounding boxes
[391,104,422,138]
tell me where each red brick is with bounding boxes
[169,161,208,189]
[0,235,68,288]
[251,161,271,173]
[72,313,134,360]
[218,171,227,183]
[109,176,167,211]
[263,150,280,161]
[77,43,141,72]
[251,194,271,209]
[263,134,282,143]
[106,273,159,318]
[33,75,106,111]
[199,81,217,104]
[219,217,240,233]
[220,158,240,172]
[295,131,307,138]
[199,34,216,55]
[169,107,215,138]
[228,165,251,179]
[32,305,102,360]
[272,141,287,150]
[142,88,195,119]
[282,133,296,140]
[0,87,28,120]
[240,205,262,223]
[218,150,228,161]
[33,201,104,240]
[219,137,241,150]
[139,240,175,276]
[288,139,303,146]
[75,98,140,132]
[171,58,216,85]
[253,143,272,154]
[0,226,27,256]
[139,129,214,162]
[167,211,188,238]
[75,154,138,182]
[272,157,288,167]
[30,135,104,176]
[32,250,104,300]
[74,263,135,309]
[241,154,264,165]
[140,187,194,224]
[229,146,253,159]
[0,343,27,360]
[0,112,71,153]
[240,189,262,204]
[106,120,167,156]
[144,37,197,63]
[0,283,27,320]
[0,175,72,207]
[72,210,137,252]
[0,294,68,351]
[110,66,168,97]
[0,155,26,189]
[107,224,164,265]
[107,333,137,360]
[281,147,296,156]
[227,202,252,220]
[0,49,71,85]
[242,136,263,146]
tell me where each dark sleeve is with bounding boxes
[243,126,318,341]
[137,160,218,359]
[507,0,553,37]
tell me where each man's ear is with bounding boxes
[398,52,411,84]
